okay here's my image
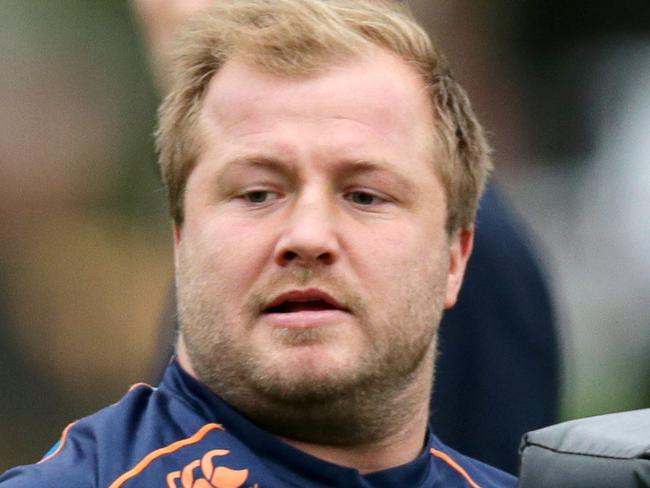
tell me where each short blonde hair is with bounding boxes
[156,0,492,233]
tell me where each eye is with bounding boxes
[241,190,279,204]
[346,191,383,206]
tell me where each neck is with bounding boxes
[282,397,430,474]
[177,338,434,474]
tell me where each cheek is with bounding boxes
[351,223,448,300]
[184,215,278,287]
[353,220,446,271]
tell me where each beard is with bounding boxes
[176,251,448,446]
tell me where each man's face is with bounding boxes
[175,50,471,417]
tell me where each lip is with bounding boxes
[263,288,349,312]
[261,288,351,329]
[261,309,351,329]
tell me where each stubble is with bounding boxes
[176,246,448,445]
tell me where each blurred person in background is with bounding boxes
[0,1,518,485]
[0,0,170,471]
[134,0,560,475]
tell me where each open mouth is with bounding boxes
[263,289,348,315]
[266,299,339,314]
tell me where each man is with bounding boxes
[135,0,559,475]
[0,1,516,486]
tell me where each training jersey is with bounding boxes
[0,360,517,487]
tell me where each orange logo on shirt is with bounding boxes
[166,449,250,488]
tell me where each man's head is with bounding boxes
[156,0,491,235]
[159,0,490,446]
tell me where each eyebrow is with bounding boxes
[214,155,419,194]
[214,156,296,182]
[335,159,418,194]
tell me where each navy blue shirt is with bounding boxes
[0,361,516,487]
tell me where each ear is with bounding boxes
[173,222,182,269]
[444,226,474,309]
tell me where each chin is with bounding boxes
[251,351,365,403]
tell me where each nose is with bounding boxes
[273,193,340,267]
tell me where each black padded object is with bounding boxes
[518,409,650,487]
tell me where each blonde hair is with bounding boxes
[156,0,492,233]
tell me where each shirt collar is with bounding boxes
[161,358,438,487]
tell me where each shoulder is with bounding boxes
[0,382,197,487]
[0,383,161,487]
[0,382,274,488]
[429,435,518,488]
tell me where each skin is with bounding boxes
[174,49,473,473]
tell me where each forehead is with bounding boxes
[199,49,436,152]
